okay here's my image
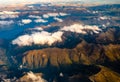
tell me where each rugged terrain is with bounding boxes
[0,3,120,82]
[7,26,120,82]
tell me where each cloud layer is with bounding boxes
[28,15,41,19]
[21,19,32,24]
[54,17,63,22]
[0,11,19,15]
[34,19,48,23]
[0,14,18,19]
[12,24,101,46]
[0,20,14,26]
[1,0,120,5]
[43,12,68,18]
[12,31,63,46]
[61,24,101,34]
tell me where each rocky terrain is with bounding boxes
[5,26,120,82]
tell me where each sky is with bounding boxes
[0,0,120,5]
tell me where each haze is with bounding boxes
[0,0,120,5]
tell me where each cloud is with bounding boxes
[0,0,76,5]
[0,11,19,19]
[61,24,101,34]
[43,13,59,18]
[28,15,41,19]
[99,16,110,20]
[12,23,101,47]
[0,11,19,15]
[59,13,69,16]
[0,14,18,19]
[12,35,33,46]
[12,31,63,46]
[0,20,14,26]
[54,17,63,22]
[21,19,32,24]
[1,0,120,5]
[32,27,43,31]
[43,12,68,18]
[34,19,48,23]
[27,71,47,82]
[43,14,49,18]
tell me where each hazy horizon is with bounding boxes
[0,0,120,5]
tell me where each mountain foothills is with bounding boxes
[0,3,120,82]
[15,28,120,82]
[2,27,120,82]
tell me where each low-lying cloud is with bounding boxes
[43,12,68,18]
[12,31,63,46]
[0,20,14,26]
[32,27,43,31]
[34,18,48,23]
[99,16,110,20]
[28,15,41,19]
[61,24,101,34]
[0,14,18,19]
[54,17,63,22]
[59,13,68,16]
[0,11,19,15]
[12,23,101,46]
[21,19,32,24]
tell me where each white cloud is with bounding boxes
[12,23,101,46]
[99,16,110,20]
[32,27,43,31]
[34,18,48,23]
[21,19,32,24]
[43,12,69,19]
[0,0,75,4]
[12,35,33,46]
[43,13,59,18]
[27,71,47,82]
[59,13,69,16]
[27,5,34,8]
[54,17,63,22]
[28,15,41,19]
[0,11,19,15]
[47,13,59,17]
[61,24,101,34]
[0,0,120,5]
[0,14,18,19]
[0,20,14,26]
[92,11,99,14]
[43,14,49,18]
[12,31,63,46]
